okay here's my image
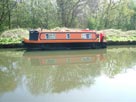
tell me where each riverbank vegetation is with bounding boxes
[0,0,136,44]
[0,28,28,44]
[101,29,136,42]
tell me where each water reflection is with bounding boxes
[22,50,106,95]
[0,50,23,94]
[103,46,136,77]
[23,50,106,65]
[0,46,136,97]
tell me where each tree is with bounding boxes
[128,0,136,30]
[56,0,86,27]
[0,0,136,31]
[11,0,58,29]
[0,0,16,31]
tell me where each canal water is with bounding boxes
[0,46,136,102]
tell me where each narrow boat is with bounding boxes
[23,29,106,50]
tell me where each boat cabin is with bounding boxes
[23,29,106,49]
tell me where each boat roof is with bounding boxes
[38,29,96,33]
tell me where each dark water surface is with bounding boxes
[0,46,136,102]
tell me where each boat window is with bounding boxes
[46,34,49,39]
[81,33,91,39]
[46,33,56,39]
[81,57,91,62]
[86,34,91,39]
[66,58,71,63]
[66,33,70,39]
[46,59,56,64]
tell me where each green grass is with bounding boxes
[0,38,21,44]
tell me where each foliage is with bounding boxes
[0,28,28,44]
[0,0,136,32]
[102,29,136,41]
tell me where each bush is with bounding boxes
[101,29,136,42]
[0,28,29,44]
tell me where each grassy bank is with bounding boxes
[0,28,136,44]
[101,29,136,42]
[0,28,29,44]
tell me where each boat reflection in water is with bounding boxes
[23,50,106,66]
[23,50,106,95]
